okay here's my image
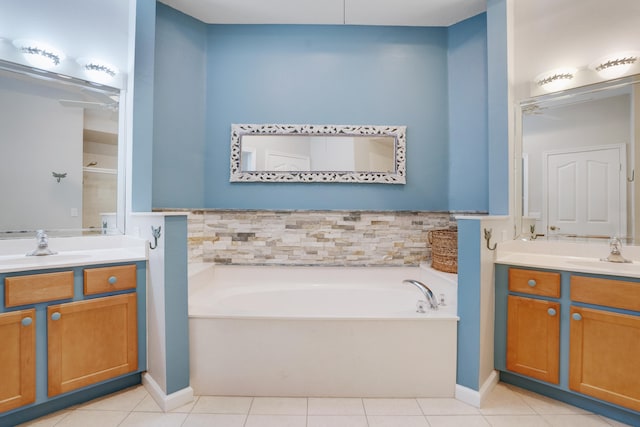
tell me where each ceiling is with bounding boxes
[158,0,487,27]
[0,0,130,74]
[513,0,640,89]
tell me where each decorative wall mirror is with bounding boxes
[0,59,124,238]
[515,74,640,242]
[230,124,406,184]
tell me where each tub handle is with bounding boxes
[416,300,428,313]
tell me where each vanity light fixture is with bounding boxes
[77,58,118,82]
[590,52,638,79]
[535,68,577,92]
[12,39,64,69]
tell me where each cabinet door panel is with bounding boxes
[570,306,640,411]
[0,309,36,412]
[48,293,137,397]
[507,295,560,384]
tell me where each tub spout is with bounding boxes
[403,279,438,312]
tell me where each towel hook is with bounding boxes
[149,226,161,250]
[484,228,497,251]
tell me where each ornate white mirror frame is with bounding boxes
[230,124,406,184]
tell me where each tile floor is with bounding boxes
[18,382,633,427]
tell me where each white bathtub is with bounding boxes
[188,264,459,397]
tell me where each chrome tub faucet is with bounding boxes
[403,279,439,313]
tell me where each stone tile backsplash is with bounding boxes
[179,210,456,266]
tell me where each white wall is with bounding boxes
[523,94,632,218]
[0,87,83,230]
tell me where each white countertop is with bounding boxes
[0,235,147,273]
[495,239,640,278]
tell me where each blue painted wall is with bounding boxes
[131,0,156,212]
[204,24,450,210]
[456,218,482,390]
[153,3,207,208]
[447,14,488,212]
[151,8,490,211]
[487,0,509,215]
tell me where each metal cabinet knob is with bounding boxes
[527,279,537,287]
[572,313,582,321]
[547,308,557,316]
[51,312,61,321]
[108,276,117,285]
[22,317,33,326]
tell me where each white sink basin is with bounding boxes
[0,253,91,265]
[565,258,640,275]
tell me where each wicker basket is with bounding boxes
[428,228,458,273]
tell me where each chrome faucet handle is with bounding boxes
[416,300,428,313]
[604,236,630,263]
[609,236,622,255]
[36,229,49,248]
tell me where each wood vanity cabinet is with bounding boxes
[0,261,144,423]
[496,264,640,425]
[569,276,640,411]
[47,293,138,397]
[0,309,36,412]
[506,268,560,384]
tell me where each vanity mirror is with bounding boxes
[515,74,639,242]
[0,60,124,237]
[230,124,406,183]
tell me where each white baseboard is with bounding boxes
[142,373,194,412]
[455,370,499,408]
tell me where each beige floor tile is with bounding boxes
[307,415,368,427]
[118,412,188,427]
[505,385,591,415]
[182,413,247,427]
[244,414,307,427]
[426,415,491,427]
[367,415,430,427]
[132,394,198,413]
[307,397,365,415]
[192,396,253,414]
[363,398,423,415]
[542,414,618,426]
[76,385,148,412]
[417,397,480,415]
[479,384,536,415]
[484,414,551,426]
[55,410,129,427]
[17,410,71,427]
[131,394,163,412]
[250,397,307,415]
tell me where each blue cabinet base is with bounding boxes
[0,373,141,427]
[500,371,640,426]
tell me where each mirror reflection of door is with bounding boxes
[265,151,311,171]
[544,145,627,238]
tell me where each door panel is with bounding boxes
[546,145,626,237]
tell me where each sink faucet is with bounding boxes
[604,237,630,263]
[403,279,439,313]
[26,230,57,256]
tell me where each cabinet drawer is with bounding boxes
[5,271,74,307]
[84,264,136,295]
[508,268,560,298]
[571,276,640,311]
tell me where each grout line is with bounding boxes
[242,397,254,426]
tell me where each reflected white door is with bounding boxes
[265,151,310,171]
[544,145,626,237]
